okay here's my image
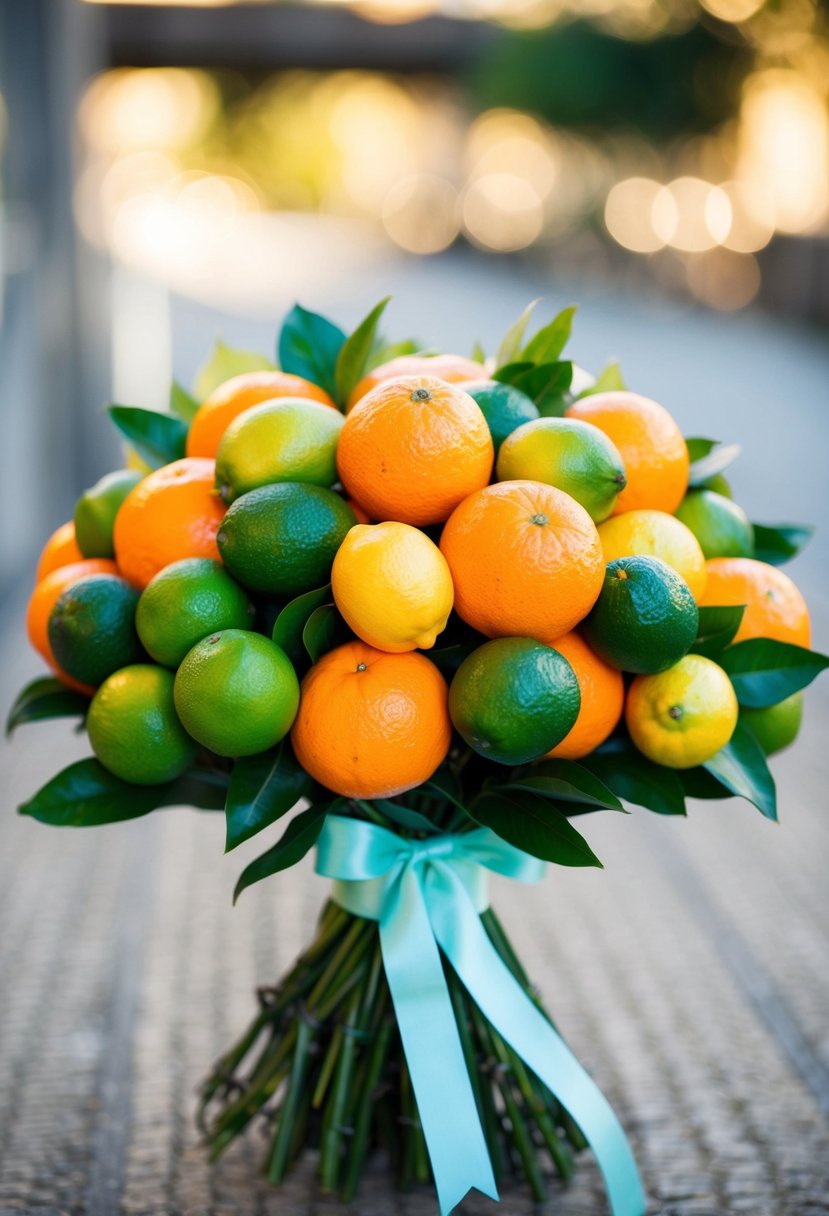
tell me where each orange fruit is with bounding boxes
[291,640,452,798]
[699,557,811,647]
[543,631,625,759]
[35,521,83,582]
[113,458,226,589]
[440,480,604,641]
[345,498,372,525]
[26,558,118,691]
[186,370,337,458]
[347,354,486,412]
[566,390,688,515]
[337,376,494,527]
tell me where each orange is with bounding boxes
[700,557,811,647]
[337,376,494,527]
[348,354,486,412]
[440,480,604,641]
[291,640,452,798]
[35,521,83,583]
[543,631,625,759]
[186,370,337,458]
[566,390,688,515]
[345,498,372,525]
[113,458,226,590]
[26,558,118,692]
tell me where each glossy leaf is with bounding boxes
[108,406,188,470]
[680,765,732,800]
[521,362,574,414]
[234,804,328,902]
[685,436,717,463]
[225,740,311,852]
[335,297,391,406]
[687,440,740,487]
[704,719,777,820]
[577,360,626,397]
[495,298,540,370]
[470,339,486,363]
[273,584,332,667]
[278,304,346,401]
[718,639,829,708]
[522,305,577,365]
[752,522,814,566]
[367,338,421,371]
[493,360,534,387]
[6,677,89,736]
[500,760,624,811]
[581,751,686,815]
[194,340,275,401]
[303,604,351,663]
[469,789,602,867]
[169,380,199,423]
[691,604,746,659]
[371,800,439,834]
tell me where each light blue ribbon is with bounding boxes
[316,815,646,1216]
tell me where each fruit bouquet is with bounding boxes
[9,299,827,1216]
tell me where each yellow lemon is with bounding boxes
[625,654,738,768]
[598,509,707,601]
[331,522,454,653]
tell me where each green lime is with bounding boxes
[48,574,144,686]
[74,469,143,558]
[698,472,732,498]
[88,665,198,784]
[463,381,539,455]
[448,637,580,764]
[173,629,299,757]
[496,417,626,522]
[136,558,254,668]
[674,489,753,559]
[741,692,803,755]
[583,555,698,674]
[215,398,345,504]
[217,483,357,596]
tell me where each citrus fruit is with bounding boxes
[449,637,580,764]
[597,509,707,602]
[337,376,494,527]
[74,469,143,559]
[331,522,454,652]
[35,521,83,582]
[741,692,804,755]
[699,472,732,498]
[87,664,198,785]
[544,631,625,759]
[674,490,753,559]
[583,556,698,674]
[174,630,300,757]
[347,353,486,412]
[136,558,254,667]
[440,480,604,641]
[26,558,119,686]
[48,575,143,687]
[566,391,689,515]
[462,381,539,454]
[186,369,337,458]
[626,654,738,768]
[113,458,225,590]
[214,399,345,505]
[291,640,452,798]
[217,484,357,596]
[345,498,372,524]
[699,557,810,647]
[496,417,627,523]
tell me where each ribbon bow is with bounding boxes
[316,816,645,1216]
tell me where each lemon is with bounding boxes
[331,522,454,652]
[625,654,738,769]
[87,665,198,785]
[598,509,707,601]
[675,490,753,559]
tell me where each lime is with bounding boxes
[217,483,357,596]
[48,574,144,686]
[174,629,300,757]
[496,417,626,522]
[626,654,738,769]
[463,381,539,454]
[448,637,580,764]
[698,472,732,498]
[74,469,143,558]
[136,558,254,668]
[583,556,698,674]
[215,398,344,504]
[87,665,198,784]
[741,691,803,755]
[675,489,753,559]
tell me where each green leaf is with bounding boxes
[367,338,421,372]
[234,804,327,901]
[225,740,311,852]
[19,758,227,826]
[687,440,740,487]
[370,800,439,833]
[303,604,351,663]
[273,584,333,667]
[680,766,732,800]
[6,678,90,736]
[691,605,746,659]
[751,522,814,566]
[495,361,573,414]
[685,436,717,463]
[278,304,346,401]
[522,305,577,365]
[470,339,486,363]
[499,760,624,812]
[718,639,829,708]
[194,340,275,401]
[468,789,602,867]
[169,380,199,423]
[108,405,188,470]
[425,641,480,676]
[581,751,686,816]
[334,297,391,406]
[495,298,540,370]
[577,361,626,397]
[703,719,777,820]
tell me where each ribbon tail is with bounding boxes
[428,866,646,1216]
[379,864,499,1215]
